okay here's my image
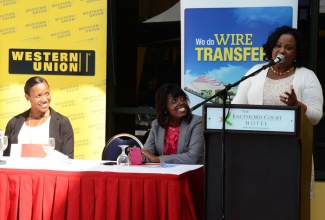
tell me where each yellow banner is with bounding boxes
[0,0,107,159]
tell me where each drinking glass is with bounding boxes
[43,137,55,155]
[117,145,130,166]
[0,135,8,158]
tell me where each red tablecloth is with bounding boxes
[0,167,204,220]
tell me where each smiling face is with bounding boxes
[272,34,298,68]
[166,94,188,123]
[25,82,51,115]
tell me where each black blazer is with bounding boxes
[4,107,74,158]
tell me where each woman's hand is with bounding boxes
[280,85,297,106]
[280,85,307,112]
[127,145,137,156]
[141,150,160,163]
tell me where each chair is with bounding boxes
[141,129,151,145]
[102,133,143,160]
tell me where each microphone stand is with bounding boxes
[192,62,272,220]
[191,62,273,111]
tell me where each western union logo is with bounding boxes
[9,49,95,76]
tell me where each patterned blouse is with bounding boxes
[263,75,294,105]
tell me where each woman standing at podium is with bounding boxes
[141,83,204,164]
[232,25,323,126]
[232,26,323,199]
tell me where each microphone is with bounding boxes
[272,54,285,64]
[262,54,285,69]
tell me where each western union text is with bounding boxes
[11,51,81,72]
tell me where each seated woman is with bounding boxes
[4,76,74,158]
[141,83,204,164]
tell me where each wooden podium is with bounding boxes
[202,104,313,220]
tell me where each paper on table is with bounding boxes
[47,150,69,159]
[10,144,22,158]
[21,144,47,158]
[10,144,68,159]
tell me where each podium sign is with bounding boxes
[202,104,312,220]
[205,106,296,133]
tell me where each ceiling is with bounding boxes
[143,1,325,23]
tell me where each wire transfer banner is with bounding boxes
[181,0,298,115]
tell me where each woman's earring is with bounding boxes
[163,114,168,124]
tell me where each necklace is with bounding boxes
[168,122,181,129]
[29,115,44,127]
[270,66,294,75]
[28,115,45,143]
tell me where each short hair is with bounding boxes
[24,76,49,95]
[262,26,308,67]
[155,83,192,128]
